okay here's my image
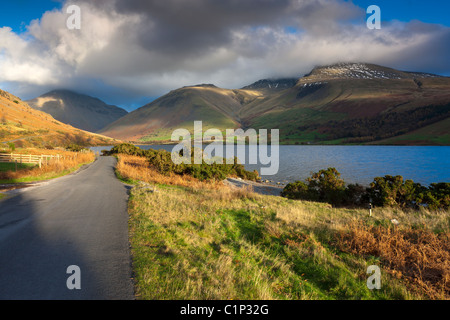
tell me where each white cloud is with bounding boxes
[0,0,449,107]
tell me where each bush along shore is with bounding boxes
[104,143,260,182]
[281,168,449,211]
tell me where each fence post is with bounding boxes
[15,160,17,172]
[39,158,42,169]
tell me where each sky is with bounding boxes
[1,0,450,111]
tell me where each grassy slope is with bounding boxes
[114,150,448,300]
[112,152,449,300]
[128,182,449,300]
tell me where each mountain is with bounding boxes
[27,90,128,132]
[99,84,261,142]
[100,63,450,145]
[0,88,120,148]
[246,63,450,144]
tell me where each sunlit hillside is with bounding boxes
[0,88,121,148]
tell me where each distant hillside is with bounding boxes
[99,84,262,142]
[27,90,128,132]
[100,63,450,145]
[247,63,450,145]
[0,88,120,148]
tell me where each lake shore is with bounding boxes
[224,177,283,196]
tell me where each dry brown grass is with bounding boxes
[116,154,225,190]
[336,222,450,299]
[0,150,95,181]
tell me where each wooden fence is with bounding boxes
[0,153,65,169]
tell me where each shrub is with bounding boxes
[281,181,310,200]
[418,183,450,210]
[282,170,449,211]
[281,168,347,206]
[306,167,346,205]
[342,183,367,206]
[106,143,260,182]
[106,143,145,156]
[367,175,424,208]
[66,144,86,152]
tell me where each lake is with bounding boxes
[91,145,450,186]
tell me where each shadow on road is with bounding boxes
[0,192,93,299]
[0,156,134,300]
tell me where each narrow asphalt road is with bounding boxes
[0,156,134,300]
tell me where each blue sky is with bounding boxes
[1,0,450,109]
[353,0,450,26]
[0,0,62,32]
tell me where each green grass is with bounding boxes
[0,162,89,184]
[0,162,36,172]
[0,193,6,200]
[127,183,432,300]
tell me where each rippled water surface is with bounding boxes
[92,145,450,186]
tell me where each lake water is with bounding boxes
[91,145,450,186]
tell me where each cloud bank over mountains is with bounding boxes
[1,0,450,108]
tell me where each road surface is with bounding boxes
[0,156,134,300]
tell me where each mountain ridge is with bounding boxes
[97,62,450,145]
[27,89,128,133]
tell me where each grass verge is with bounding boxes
[117,154,450,300]
[0,149,96,184]
[0,162,36,172]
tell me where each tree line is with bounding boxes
[297,104,450,143]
